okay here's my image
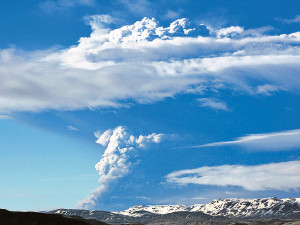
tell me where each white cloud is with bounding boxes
[39,0,94,13]
[77,126,166,209]
[1,16,300,113]
[84,14,115,31]
[166,160,300,191]
[216,26,244,38]
[196,98,229,111]
[256,84,280,95]
[279,15,300,24]
[182,129,300,151]
[67,125,78,131]
[39,0,95,14]
[164,10,181,19]
[120,0,152,15]
[0,115,12,120]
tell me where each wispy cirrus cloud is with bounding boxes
[256,84,281,95]
[278,15,300,24]
[119,0,152,16]
[166,160,300,191]
[67,125,78,131]
[1,16,300,113]
[0,115,13,120]
[39,0,95,14]
[77,126,166,209]
[178,129,300,151]
[196,98,229,111]
[164,9,182,19]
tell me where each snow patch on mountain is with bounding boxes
[116,204,190,217]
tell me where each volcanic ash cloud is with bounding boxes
[77,126,165,209]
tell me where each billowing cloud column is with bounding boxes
[77,126,165,209]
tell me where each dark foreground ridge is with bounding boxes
[0,209,108,225]
[48,210,300,225]
[1,208,300,225]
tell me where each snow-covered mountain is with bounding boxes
[191,197,300,218]
[115,197,300,218]
[48,197,300,224]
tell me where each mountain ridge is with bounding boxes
[48,197,300,224]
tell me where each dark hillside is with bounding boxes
[0,209,108,225]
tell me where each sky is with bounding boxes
[0,0,300,212]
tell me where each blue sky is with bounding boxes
[1,0,300,211]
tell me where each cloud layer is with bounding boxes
[1,16,300,113]
[166,160,300,191]
[182,129,300,151]
[77,126,165,209]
